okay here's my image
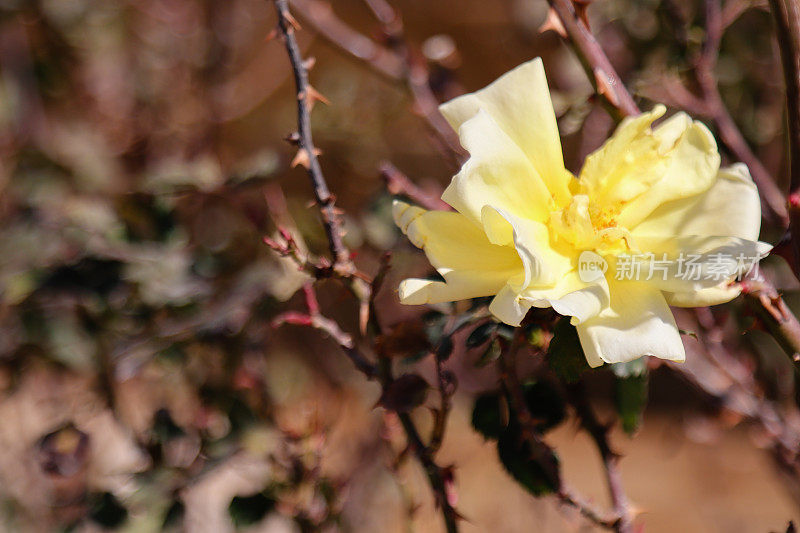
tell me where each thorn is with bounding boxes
[284,11,302,31]
[265,27,279,42]
[539,8,567,37]
[284,131,301,145]
[574,0,593,27]
[303,56,317,70]
[278,227,294,243]
[306,85,330,109]
[291,148,310,169]
[594,68,620,107]
[290,147,321,168]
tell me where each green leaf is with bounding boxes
[475,338,502,367]
[228,492,275,528]
[436,335,454,361]
[470,382,564,441]
[615,369,649,435]
[546,318,591,382]
[89,492,128,529]
[466,322,497,347]
[497,425,560,496]
[522,381,566,432]
[471,393,506,440]
[609,357,647,378]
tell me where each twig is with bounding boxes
[697,0,788,224]
[769,0,800,265]
[269,4,461,529]
[287,0,404,80]
[368,0,464,165]
[650,0,788,223]
[722,0,769,30]
[288,0,466,166]
[380,161,452,211]
[566,382,633,533]
[498,332,623,531]
[743,280,800,367]
[395,412,460,533]
[545,0,639,120]
[272,0,354,275]
[272,284,377,377]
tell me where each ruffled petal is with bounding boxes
[632,163,762,241]
[393,200,522,304]
[537,275,610,325]
[663,282,742,307]
[576,280,685,367]
[489,284,532,326]
[625,235,771,294]
[439,58,572,205]
[442,109,555,224]
[488,272,609,327]
[481,206,572,291]
[579,106,721,229]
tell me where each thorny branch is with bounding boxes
[380,161,452,212]
[545,0,639,120]
[497,332,624,531]
[770,0,800,267]
[288,0,466,166]
[271,0,800,529]
[272,0,353,275]
[272,284,377,378]
[566,382,633,533]
[269,2,460,531]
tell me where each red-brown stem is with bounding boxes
[566,382,633,533]
[696,0,788,224]
[380,161,452,211]
[288,0,466,166]
[770,0,800,266]
[546,0,639,120]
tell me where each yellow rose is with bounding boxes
[394,58,769,367]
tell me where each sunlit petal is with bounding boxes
[439,58,572,204]
[576,281,685,366]
[442,109,555,224]
[393,200,522,303]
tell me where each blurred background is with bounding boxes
[0,0,797,531]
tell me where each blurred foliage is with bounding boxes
[0,0,793,530]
